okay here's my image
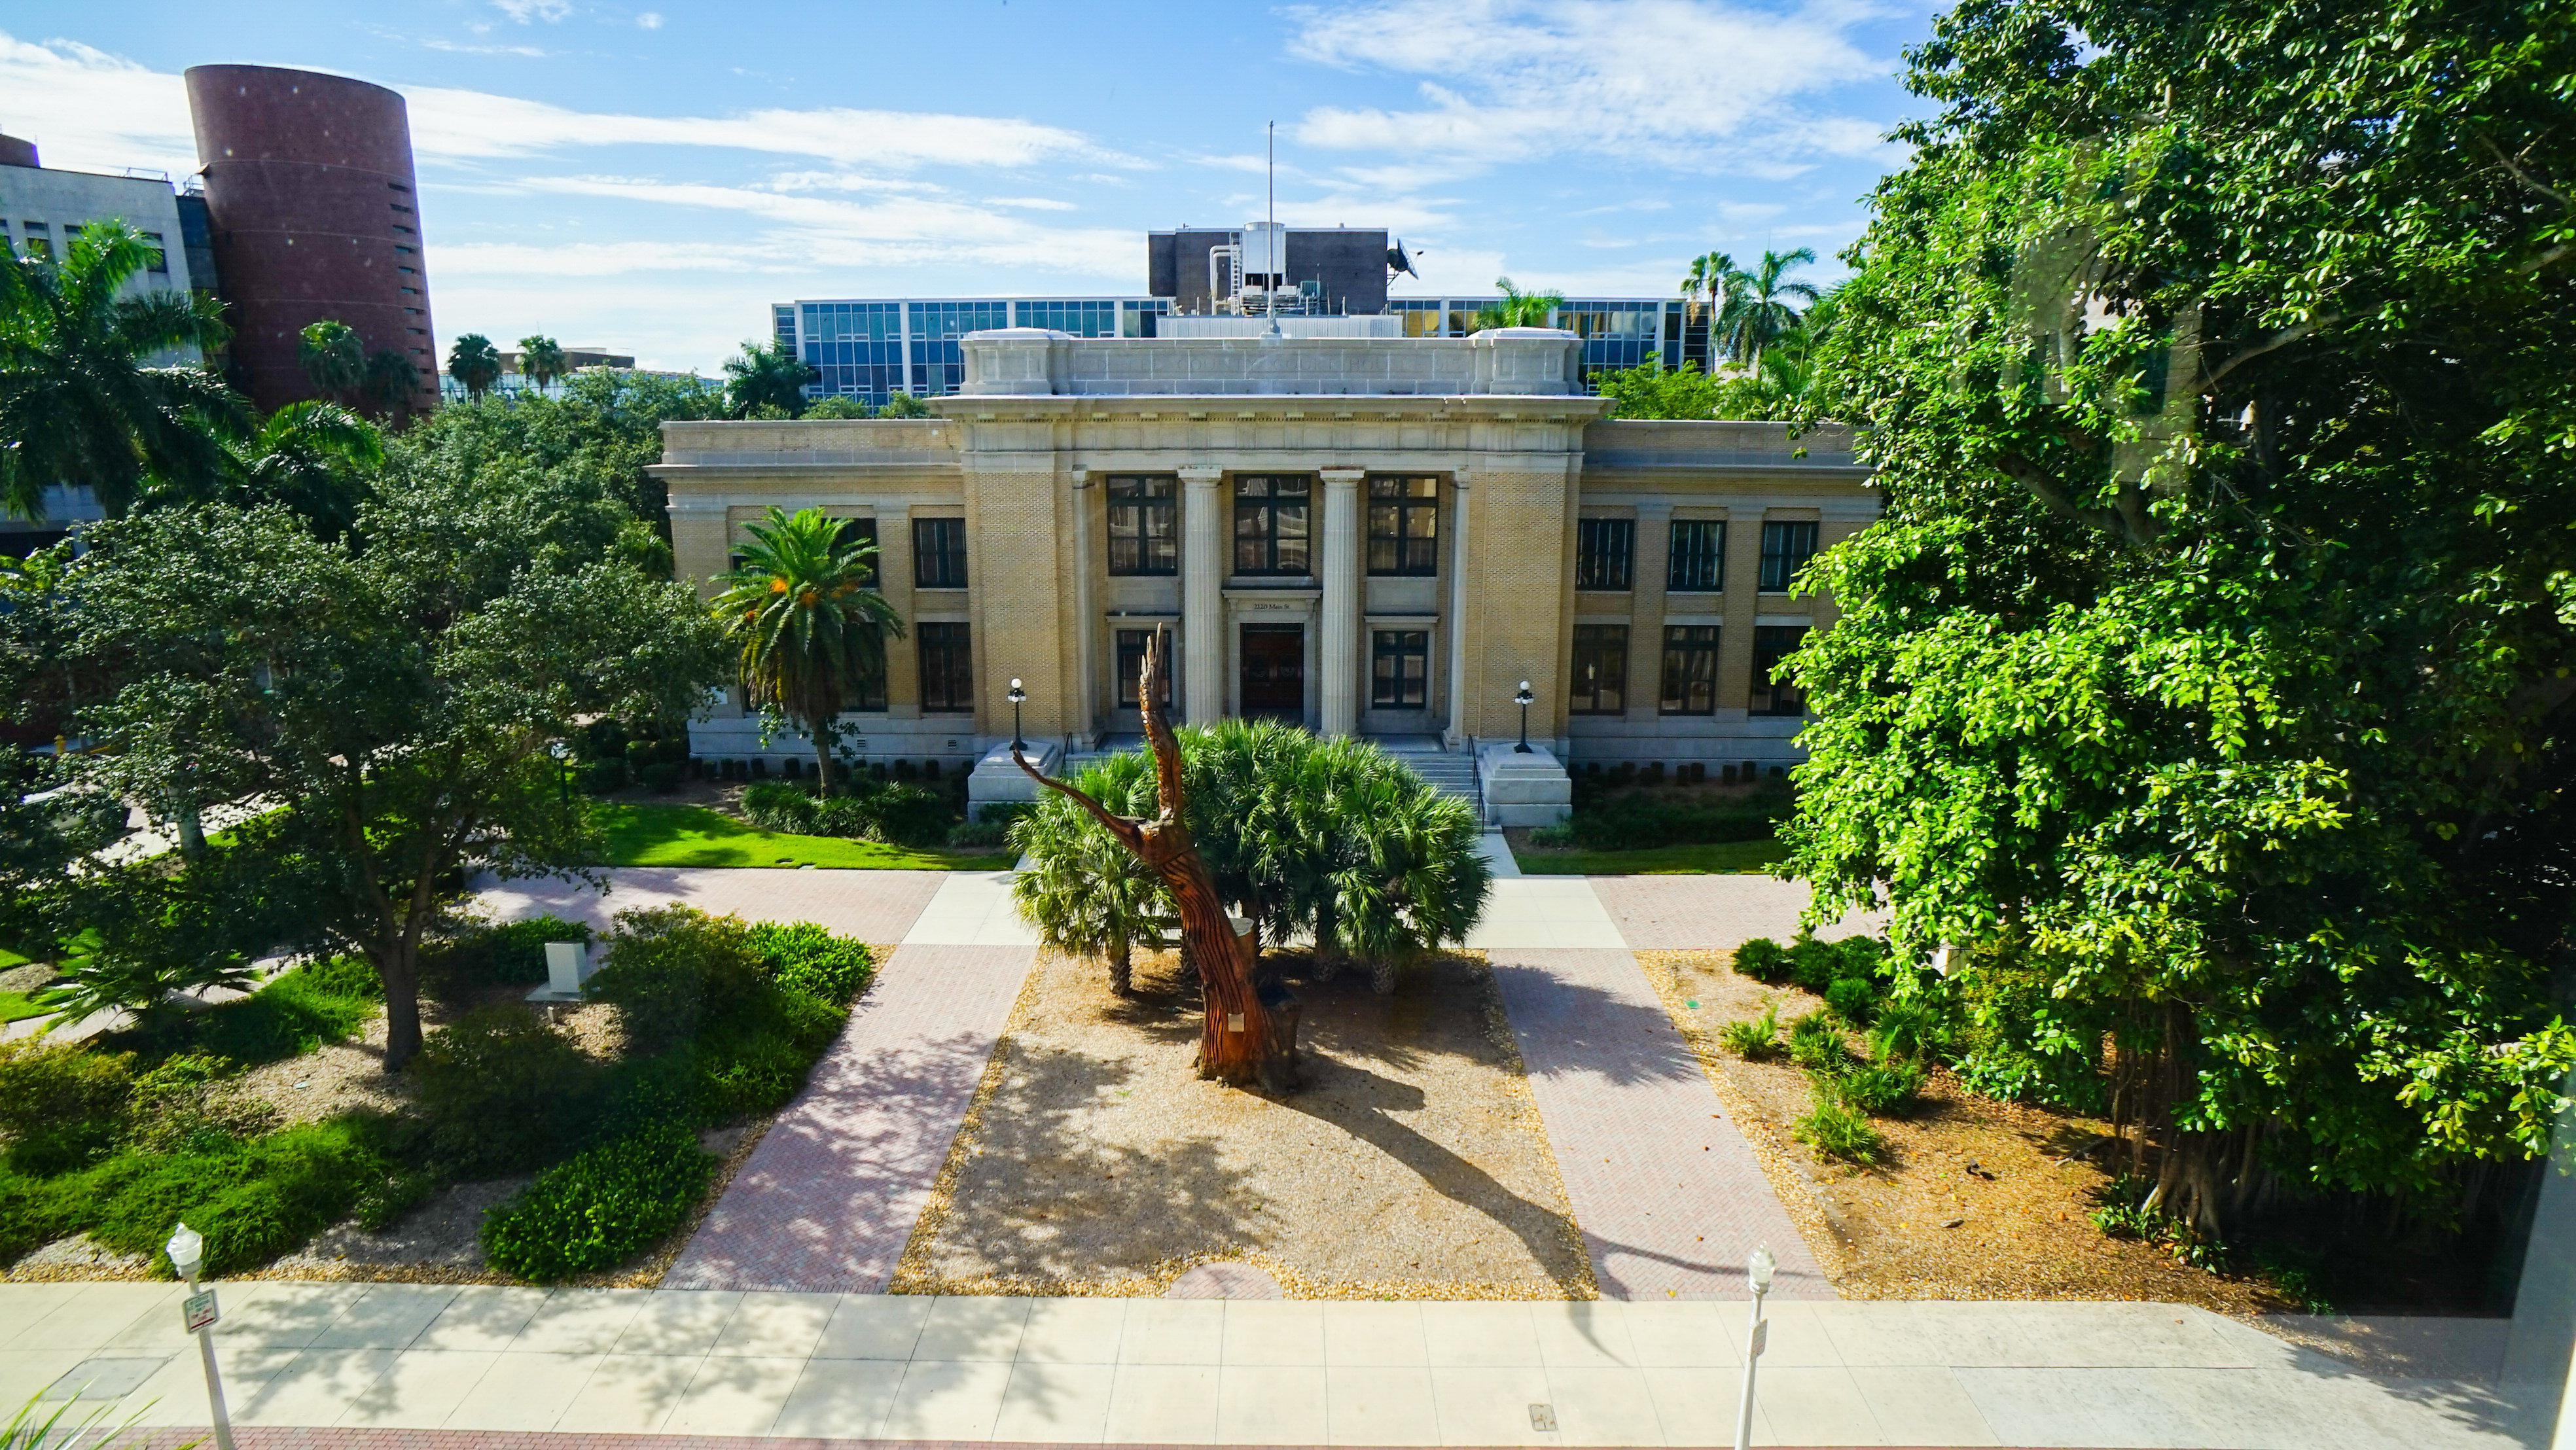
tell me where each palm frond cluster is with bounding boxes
[710,506,903,790]
[1011,720,1492,997]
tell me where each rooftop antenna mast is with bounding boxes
[1264,120,1284,340]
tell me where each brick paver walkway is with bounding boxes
[1488,944,1831,1301]
[664,942,1035,1292]
[472,868,952,945]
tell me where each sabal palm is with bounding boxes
[1011,751,1173,995]
[713,505,903,788]
[1473,276,1565,330]
[1330,758,1491,992]
[724,339,816,417]
[0,219,238,518]
[1716,247,1821,365]
[1678,250,1735,325]
[298,319,364,399]
[447,333,502,400]
[226,400,383,539]
[518,334,566,393]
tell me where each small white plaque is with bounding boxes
[183,1289,219,1332]
[1748,1318,1768,1356]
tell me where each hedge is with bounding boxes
[480,1120,715,1281]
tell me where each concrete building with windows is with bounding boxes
[656,325,1873,819]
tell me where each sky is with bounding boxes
[0,0,1936,375]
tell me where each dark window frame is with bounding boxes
[1370,628,1431,709]
[917,622,975,713]
[1668,519,1726,593]
[1569,624,1628,716]
[1759,520,1819,593]
[1659,625,1721,716]
[1366,476,1440,576]
[1114,628,1174,709]
[1751,624,1810,716]
[1232,474,1312,576]
[913,516,969,590]
[1575,517,1636,592]
[1105,474,1178,576]
[846,517,880,589]
[848,624,890,712]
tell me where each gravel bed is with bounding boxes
[1637,949,2290,1313]
[897,947,1592,1300]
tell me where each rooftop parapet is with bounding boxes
[957,326,1584,398]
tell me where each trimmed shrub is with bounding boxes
[854,783,951,848]
[1827,1058,1927,1115]
[415,1008,598,1173]
[744,922,874,1004]
[76,1116,391,1275]
[1560,791,1783,851]
[1732,937,1793,983]
[741,780,819,833]
[1526,822,1578,849]
[1824,976,1878,1027]
[0,1040,133,1175]
[1788,1012,1850,1072]
[1834,935,1891,980]
[179,957,382,1066]
[1787,935,1843,993]
[423,915,594,993]
[480,1120,715,1282]
[1718,1002,1783,1061]
[586,908,770,1054]
[945,818,1011,849]
[1794,1089,1886,1165]
[1867,1000,1946,1063]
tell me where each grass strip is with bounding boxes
[1510,835,1789,875]
[590,800,1012,871]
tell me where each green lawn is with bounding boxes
[0,988,67,1023]
[592,801,1013,871]
[0,944,29,969]
[1511,835,1789,875]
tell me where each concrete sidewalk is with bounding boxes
[3,1282,2549,1447]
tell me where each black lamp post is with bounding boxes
[1007,677,1028,752]
[1513,679,1535,753]
[549,740,571,803]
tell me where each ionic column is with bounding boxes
[1319,467,1364,737]
[1445,472,1474,746]
[1179,466,1225,722]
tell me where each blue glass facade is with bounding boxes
[906,300,1010,397]
[1016,299,1120,336]
[797,301,906,402]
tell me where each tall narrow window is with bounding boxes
[1575,517,1635,591]
[1759,520,1819,592]
[1668,520,1726,592]
[1371,629,1430,708]
[1660,626,1720,715]
[1115,628,1173,709]
[847,518,880,588]
[914,517,968,589]
[19,222,50,262]
[918,622,974,712]
[1233,474,1311,575]
[1105,474,1177,576]
[1569,624,1628,715]
[1366,476,1440,575]
[1751,624,1810,716]
[850,626,889,712]
[140,232,168,276]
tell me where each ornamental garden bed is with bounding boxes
[895,946,1594,1300]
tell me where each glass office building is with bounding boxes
[777,292,1707,405]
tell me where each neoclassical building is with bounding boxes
[655,327,1875,807]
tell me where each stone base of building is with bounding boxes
[1564,714,1809,772]
[686,714,989,774]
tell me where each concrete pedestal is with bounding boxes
[965,739,1062,815]
[1476,741,1573,828]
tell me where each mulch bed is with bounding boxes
[895,947,1594,1300]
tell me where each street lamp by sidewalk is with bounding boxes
[1007,677,1028,752]
[1735,1246,1776,1450]
[166,1222,236,1450]
[1513,680,1535,753]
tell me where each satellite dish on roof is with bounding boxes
[1387,239,1420,281]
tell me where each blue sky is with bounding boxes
[1,0,1935,374]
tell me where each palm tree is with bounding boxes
[1473,276,1565,330]
[1327,751,1491,993]
[518,334,566,395]
[297,319,365,401]
[362,348,420,421]
[1011,751,1173,995]
[0,219,238,518]
[723,339,816,417]
[713,506,904,788]
[1716,248,1822,365]
[225,400,383,539]
[446,333,503,401]
[1679,250,1735,328]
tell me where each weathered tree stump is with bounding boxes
[1014,632,1300,1093]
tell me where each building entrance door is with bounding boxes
[1240,624,1304,720]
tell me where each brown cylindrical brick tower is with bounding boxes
[185,65,438,416]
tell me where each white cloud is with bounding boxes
[1285,0,1893,176]
[420,37,550,58]
[491,0,574,23]
[432,240,760,277]
[635,11,665,29]
[0,33,198,175]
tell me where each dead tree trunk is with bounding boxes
[1014,633,1299,1092]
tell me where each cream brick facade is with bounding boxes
[653,328,1875,771]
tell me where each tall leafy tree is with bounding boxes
[297,319,365,401]
[1715,248,1820,364]
[713,506,904,789]
[446,333,502,401]
[517,334,567,394]
[224,400,383,539]
[723,338,815,417]
[1786,0,2576,1231]
[0,219,238,518]
[30,464,728,1070]
[1472,276,1565,330]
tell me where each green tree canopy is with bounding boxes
[723,339,815,417]
[297,319,364,400]
[446,333,502,400]
[223,400,382,540]
[1715,247,1820,364]
[1473,277,1565,330]
[713,505,904,789]
[1785,0,2576,1230]
[0,219,238,518]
